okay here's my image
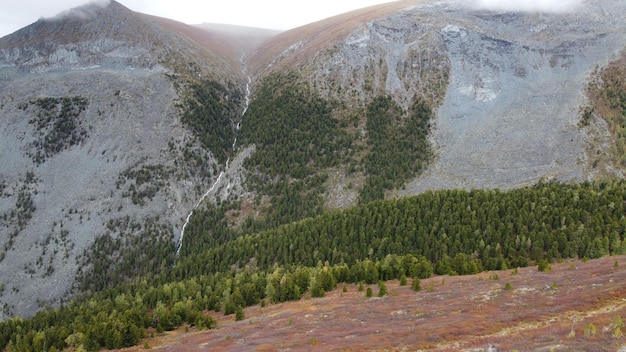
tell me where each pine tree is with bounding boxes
[411,278,421,292]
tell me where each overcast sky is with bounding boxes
[0,0,584,39]
[0,0,396,38]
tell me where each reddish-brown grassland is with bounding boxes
[120,255,626,351]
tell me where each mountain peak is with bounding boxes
[0,1,133,47]
[0,0,232,78]
[46,0,116,23]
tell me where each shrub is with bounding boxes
[235,306,245,321]
[377,281,387,297]
[611,316,624,338]
[412,278,421,292]
[537,260,551,272]
[311,284,325,298]
[584,323,597,337]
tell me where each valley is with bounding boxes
[176,71,252,258]
[0,0,626,350]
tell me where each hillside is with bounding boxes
[2,181,626,350]
[121,255,626,351]
[1,0,626,334]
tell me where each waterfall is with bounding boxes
[175,75,251,258]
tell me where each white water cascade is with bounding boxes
[232,76,250,149]
[175,76,251,257]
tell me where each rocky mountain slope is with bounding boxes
[1,0,626,320]
[249,0,626,191]
[0,0,273,319]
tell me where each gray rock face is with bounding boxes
[310,11,450,109]
[406,0,626,192]
[0,66,220,318]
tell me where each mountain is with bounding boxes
[0,0,626,326]
[249,0,626,190]
[0,0,273,319]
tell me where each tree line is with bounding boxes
[171,180,626,281]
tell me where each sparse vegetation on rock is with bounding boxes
[587,51,626,167]
[26,96,89,164]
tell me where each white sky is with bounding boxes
[0,0,585,38]
[0,0,395,38]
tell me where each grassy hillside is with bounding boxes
[127,256,626,352]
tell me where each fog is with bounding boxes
[0,0,393,39]
[49,0,111,22]
[470,0,583,13]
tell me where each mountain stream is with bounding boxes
[175,76,251,257]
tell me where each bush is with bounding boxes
[537,260,551,272]
[611,316,624,338]
[584,323,597,337]
[311,284,325,298]
[365,287,373,298]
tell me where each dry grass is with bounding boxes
[248,0,429,76]
[119,255,626,351]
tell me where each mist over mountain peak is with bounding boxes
[45,0,113,22]
[469,0,583,13]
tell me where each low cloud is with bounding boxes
[469,0,583,13]
[47,0,111,22]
